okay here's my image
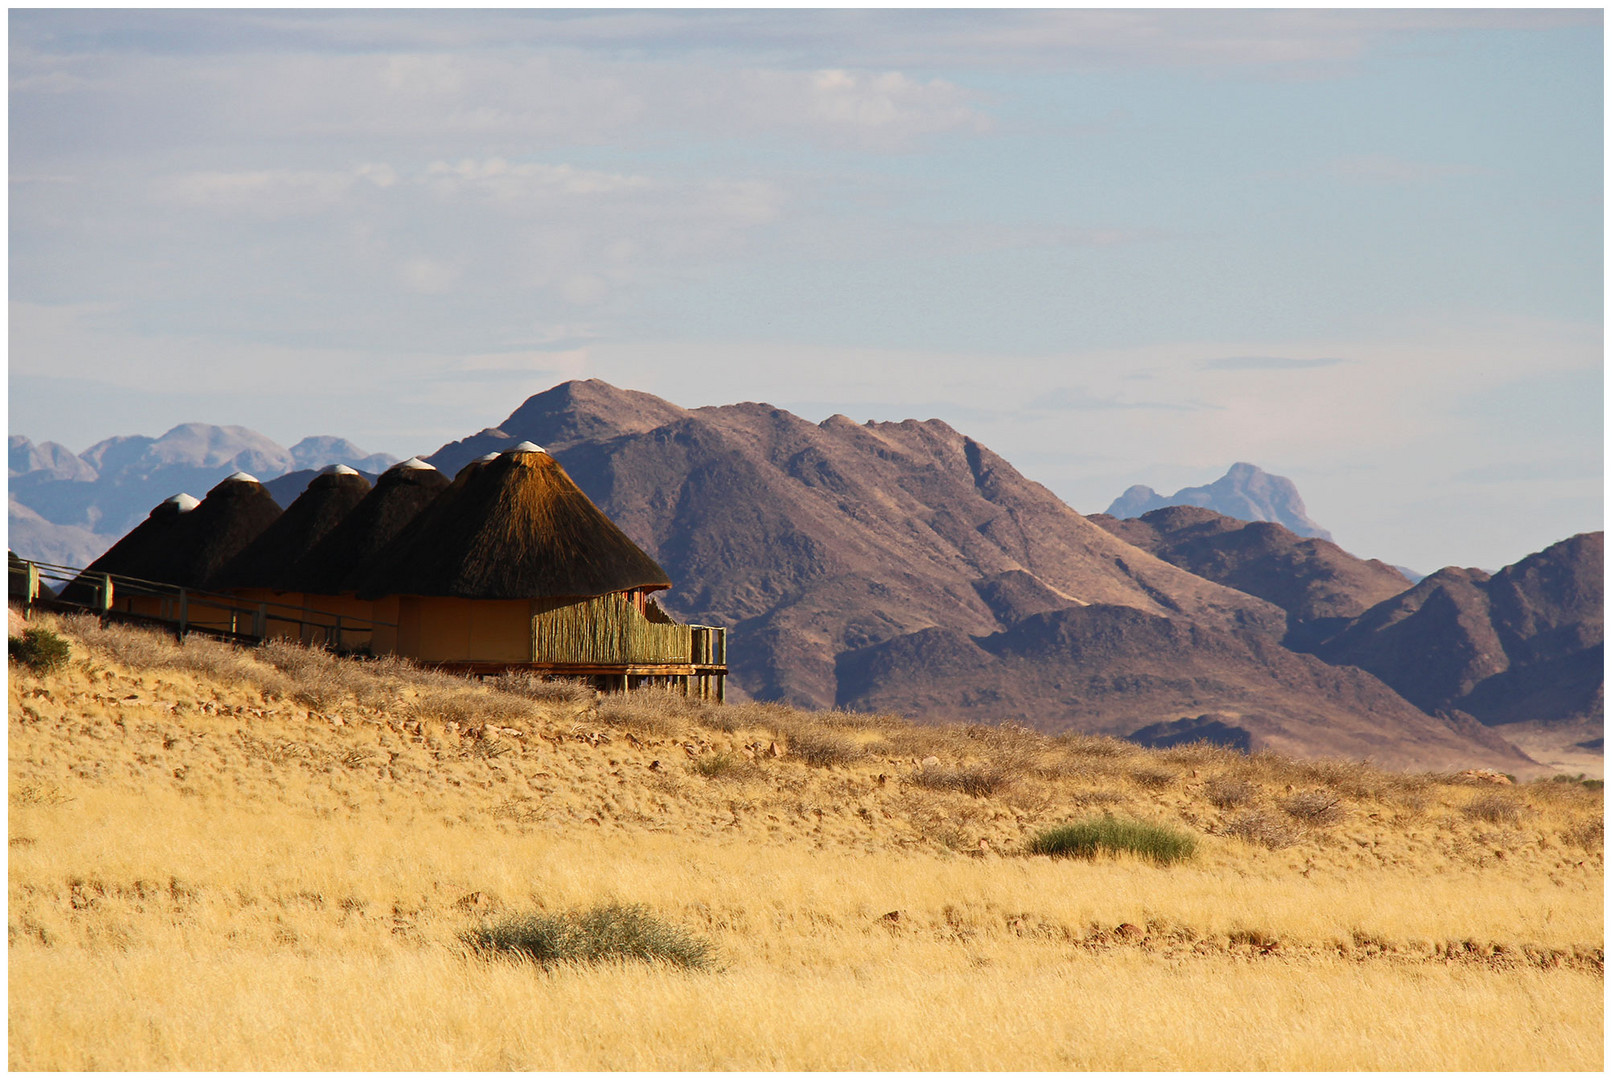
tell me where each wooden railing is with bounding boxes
[8,556,394,652]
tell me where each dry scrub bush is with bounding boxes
[55,613,273,689]
[1055,733,1130,758]
[1281,789,1347,826]
[912,765,1011,798]
[1205,776,1256,810]
[489,673,594,709]
[1464,793,1525,826]
[1561,814,1603,850]
[1224,810,1300,850]
[53,613,176,670]
[1156,740,1245,769]
[689,751,761,783]
[699,698,800,735]
[401,683,536,729]
[256,639,373,710]
[786,730,862,768]
[1130,767,1178,791]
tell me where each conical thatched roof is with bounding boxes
[173,473,284,588]
[355,447,671,601]
[208,466,372,591]
[59,493,203,601]
[284,458,451,596]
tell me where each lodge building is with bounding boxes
[46,443,725,699]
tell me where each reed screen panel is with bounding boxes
[532,593,692,664]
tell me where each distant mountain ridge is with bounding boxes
[7,427,397,567]
[1088,505,1410,650]
[1311,533,1603,730]
[1107,462,1333,540]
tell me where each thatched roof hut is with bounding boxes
[58,492,203,602]
[355,445,670,601]
[208,465,372,592]
[284,457,450,596]
[171,472,284,588]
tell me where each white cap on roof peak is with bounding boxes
[320,463,360,476]
[475,451,501,462]
[507,441,546,454]
[224,471,260,484]
[164,493,201,512]
[392,456,436,471]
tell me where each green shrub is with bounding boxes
[1027,816,1197,865]
[461,902,712,970]
[9,627,71,673]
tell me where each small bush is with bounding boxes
[1026,816,1196,865]
[461,903,712,970]
[1205,776,1256,810]
[490,673,595,708]
[787,731,861,768]
[1224,810,1299,850]
[9,627,71,673]
[1464,793,1524,826]
[1562,814,1603,850]
[1281,789,1346,826]
[913,765,1011,798]
[689,751,758,782]
[1130,767,1177,791]
[1058,734,1130,758]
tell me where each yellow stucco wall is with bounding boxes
[394,597,533,663]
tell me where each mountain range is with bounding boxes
[10,380,1600,773]
[7,429,396,565]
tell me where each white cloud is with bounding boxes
[161,168,358,216]
[397,257,460,294]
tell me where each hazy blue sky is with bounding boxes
[9,9,1602,571]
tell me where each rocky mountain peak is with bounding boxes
[1106,462,1333,541]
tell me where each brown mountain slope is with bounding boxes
[1313,533,1604,731]
[834,604,1535,773]
[1089,505,1411,647]
[426,382,1287,707]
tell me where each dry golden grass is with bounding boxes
[9,612,1604,1070]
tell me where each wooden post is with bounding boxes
[334,614,343,651]
[177,589,189,641]
[253,604,267,641]
[97,573,114,613]
[25,562,39,614]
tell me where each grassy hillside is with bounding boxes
[9,612,1603,1070]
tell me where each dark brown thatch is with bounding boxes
[283,461,451,596]
[58,493,203,601]
[355,448,671,601]
[171,474,284,588]
[207,467,372,591]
